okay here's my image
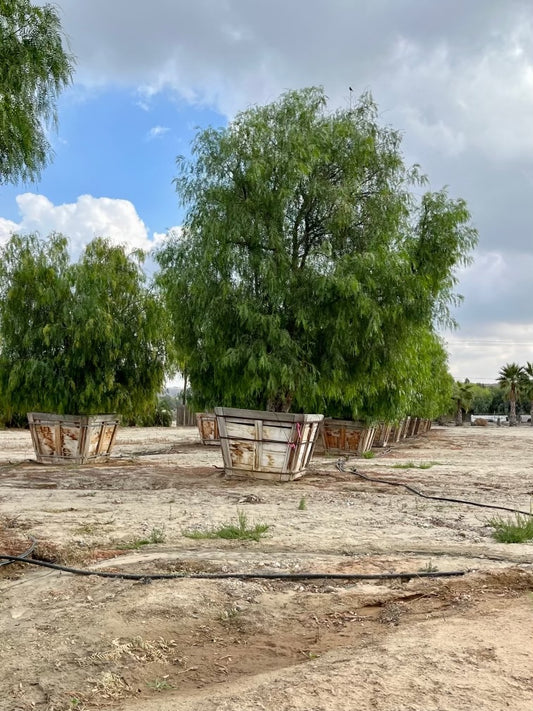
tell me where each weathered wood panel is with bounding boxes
[321,419,376,455]
[176,404,196,426]
[215,407,322,481]
[196,413,220,445]
[27,413,119,464]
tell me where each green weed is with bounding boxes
[298,496,307,511]
[146,677,174,692]
[118,526,166,550]
[391,461,439,470]
[418,560,438,573]
[489,513,533,543]
[184,509,269,542]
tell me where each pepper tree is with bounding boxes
[0,0,75,184]
[156,87,476,419]
[0,233,173,417]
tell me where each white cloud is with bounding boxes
[1,193,156,257]
[444,322,533,383]
[443,250,533,380]
[0,217,19,243]
[389,28,533,163]
[148,125,170,139]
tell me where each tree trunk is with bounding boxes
[509,392,517,426]
[182,370,188,405]
[455,401,463,426]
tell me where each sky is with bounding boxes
[0,0,532,384]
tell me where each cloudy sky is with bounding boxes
[1,0,531,383]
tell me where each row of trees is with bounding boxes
[0,1,479,423]
[454,363,533,426]
[0,87,478,424]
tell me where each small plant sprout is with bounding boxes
[362,450,375,459]
[149,527,166,544]
[146,677,174,692]
[419,560,439,573]
[298,496,307,511]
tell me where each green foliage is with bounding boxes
[0,233,174,417]
[0,411,28,428]
[156,87,477,418]
[469,383,496,414]
[126,397,174,427]
[183,510,269,541]
[489,513,533,543]
[452,379,474,425]
[524,362,533,423]
[298,496,307,510]
[498,363,527,426]
[0,0,75,183]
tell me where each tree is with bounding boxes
[0,233,174,417]
[452,379,474,426]
[0,0,75,184]
[156,87,477,418]
[497,363,526,426]
[523,362,533,425]
[469,382,495,415]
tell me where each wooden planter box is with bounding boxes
[400,416,411,439]
[196,412,220,445]
[389,421,403,443]
[419,418,432,434]
[373,422,392,448]
[414,417,426,436]
[407,416,419,438]
[27,413,119,464]
[215,407,323,481]
[321,418,376,455]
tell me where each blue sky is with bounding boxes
[0,87,225,238]
[1,0,532,383]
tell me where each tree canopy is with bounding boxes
[0,0,75,184]
[156,87,477,419]
[0,233,174,416]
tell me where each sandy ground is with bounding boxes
[1,423,532,711]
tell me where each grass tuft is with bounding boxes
[418,560,438,573]
[392,461,439,470]
[117,526,166,550]
[489,513,533,543]
[184,509,269,542]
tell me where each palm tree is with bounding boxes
[497,363,526,426]
[523,362,533,426]
[452,379,474,426]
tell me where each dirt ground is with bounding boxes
[1,423,532,711]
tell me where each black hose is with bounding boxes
[337,460,532,516]
[4,460,528,584]
[0,535,37,568]
[0,553,468,581]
